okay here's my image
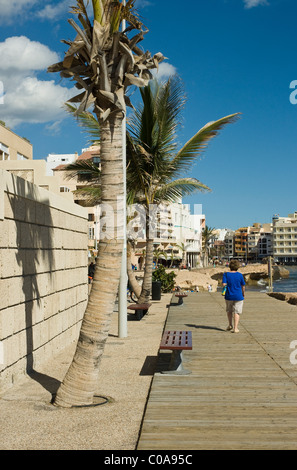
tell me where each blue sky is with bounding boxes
[0,0,297,230]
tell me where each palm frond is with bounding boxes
[127,77,187,191]
[154,76,185,156]
[171,113,241,176]
[65,159,101,182]
[73,185,102,205]
[154,177,211,204]
[64,103,100,145]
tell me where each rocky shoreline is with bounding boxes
[172,264,290,292]
[167,264,297,308]
[267,292,297,305]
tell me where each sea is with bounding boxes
[246,266,297,293]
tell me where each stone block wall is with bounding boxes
[0,169,88,393]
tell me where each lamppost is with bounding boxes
[118,0,128,338]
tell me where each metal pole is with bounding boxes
[118,0,127,338]
[268,256,273,292]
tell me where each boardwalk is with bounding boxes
[137,292,297,450]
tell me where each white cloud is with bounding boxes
[0,0,37,20]
[135,0,153,7]
[0,36,58,73]
[153,62,177,79]
[243,0,269,8]
[0,36,73,127]
[0,0,71,23]
[2,77,73,127]
[36,0,71,20]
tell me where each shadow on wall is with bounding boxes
[8,176,60,395]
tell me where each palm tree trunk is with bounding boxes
[127,240,141,298]
[53,115,124,408]
[138,214,154,304]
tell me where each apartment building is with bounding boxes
[46,153,78,176]
[273,212,297,263]
[224,230,235,259]
[224,223,272,261]
[0,121,32,161]
[234,227,248,259]
[247,223,273,261]
[0,124,71,195]
[129,202,205,268]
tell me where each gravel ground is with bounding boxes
[0,294,171,450]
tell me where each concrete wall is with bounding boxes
[0,169,88,393]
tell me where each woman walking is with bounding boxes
[222,259,245,333]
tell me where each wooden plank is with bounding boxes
[137,292,297,450]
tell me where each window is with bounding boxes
[17,152,28,160]
[92,155,100,166]
[60,186,70,192]
[0,142,9,160]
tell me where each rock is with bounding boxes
[267,292,288,301]
[173,269,218,291]
[268,292,297,306]
[273,265,290,279]
[170,263,290,290]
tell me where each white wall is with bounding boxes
[0,169,88,393]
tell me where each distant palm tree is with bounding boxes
[176,242,190,266]
[47,0,164,408]
[202,225,216,267]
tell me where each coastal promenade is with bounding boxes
[137,291,297,450]
[1,290,297,450]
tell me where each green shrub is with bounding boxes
[152,265,176,293]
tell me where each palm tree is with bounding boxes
[127,77,240,303]
[202,225,216,267]
[47,0,164,408]
[176,242,189,267]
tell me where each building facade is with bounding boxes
[223,223,272,262]
[46,153,78,176]
[273,213,297,264]
[0,122,32,161]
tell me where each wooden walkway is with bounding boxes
[137,292,297,450]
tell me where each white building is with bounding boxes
[273,212,297,264]
[128,202,205,268]
[46,153,78,176]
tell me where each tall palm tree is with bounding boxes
[127,77,240,303]
[47,0,164,408]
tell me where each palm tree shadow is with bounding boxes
[9,178,60,397]
[185,323,225,332]
[27,369,61,395]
